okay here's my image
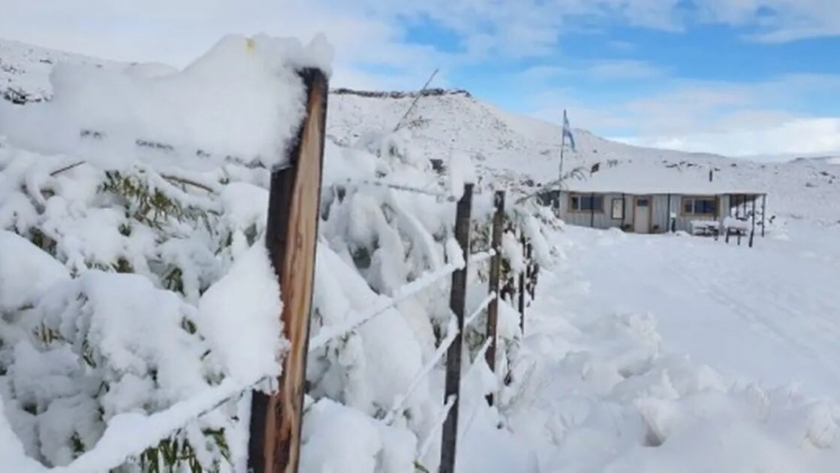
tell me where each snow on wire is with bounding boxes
[310,247,497,351]
[43,377,267,473]
[342,177,454,200]
[464,291,497,328]
[418,395,457,461]
[381,319,460,425]
[380,286,495,427]
[309,261,463,351]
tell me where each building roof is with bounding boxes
[562,163,766,196]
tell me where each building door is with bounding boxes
[634,196,652,233]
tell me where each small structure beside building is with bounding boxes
[542,165,767,235]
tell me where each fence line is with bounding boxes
[308,261,462,351]
[20,74,545,473]
[341,177,454,200]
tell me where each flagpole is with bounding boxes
[559,109,567,183]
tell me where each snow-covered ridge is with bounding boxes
[332,88,472,98]
[3,36,840,224]
[0,36,732,174]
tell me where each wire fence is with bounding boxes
[18,69,542,473]
[31,181,539,473]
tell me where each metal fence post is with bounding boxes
[440,183,473,473]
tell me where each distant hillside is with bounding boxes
[3,37,840,222]
[791,155,840,165]
[331,88,472,98]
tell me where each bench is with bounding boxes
[690,220,720,237]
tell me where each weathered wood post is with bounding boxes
[440,183,473,473]
[248,68,328,473]
[484,190,505,406]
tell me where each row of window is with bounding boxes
[569,195,717,218]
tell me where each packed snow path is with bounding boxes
[555,223,840,399]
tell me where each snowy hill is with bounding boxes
[0,37,724,164]
[791,155,840,165]
[6,36,840,221]
[3,36,840,224]
[0,37,732,175]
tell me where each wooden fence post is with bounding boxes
[518,231,526,333]
[248,68,328,473]
[484,190,505,406]
[440,183,473,473]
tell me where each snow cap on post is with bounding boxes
[0,34,334,172]
[448,152,476,200]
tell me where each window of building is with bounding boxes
[682,197,716,216]
[611,197,624,219]
[569,194,604,212]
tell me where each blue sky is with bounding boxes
[3,0,840,156]
[396,10,840,155]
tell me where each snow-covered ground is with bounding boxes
[559,224,840,400]
[4,34,840,473]
[505,223,840,472]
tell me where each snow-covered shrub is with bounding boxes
[0,33,330,472]
[306,126,565,470]
[307,131,455,469]
[0,30,566,473]
[0,132,292,470]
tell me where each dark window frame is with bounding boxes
[569,193,605,213]
[681,196,717,216]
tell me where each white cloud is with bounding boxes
[617,117,840,157]
[0,0,454,91]
[516,59,667,84]
[525,73,840,157]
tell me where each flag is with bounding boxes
[562,110,576,152]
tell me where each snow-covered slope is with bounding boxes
[0,39,125,103]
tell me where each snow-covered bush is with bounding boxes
[305,126,565,470]
[0,30,564,473]
[0,33,330,472]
